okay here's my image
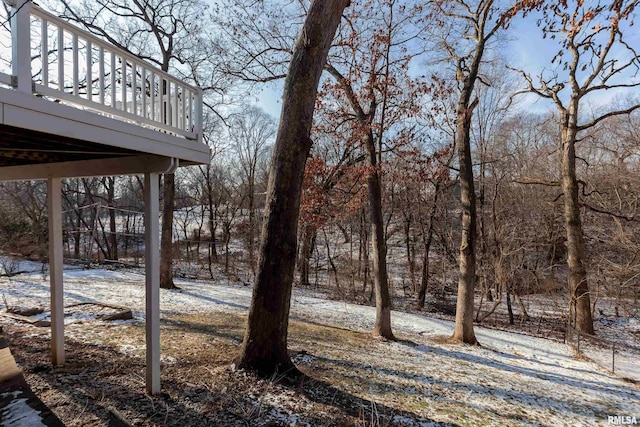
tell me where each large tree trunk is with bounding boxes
[561,110,594,335]
[160,173,178,289]
[365,132,395,340]
[451,96,479,345]
[237,0,350,377]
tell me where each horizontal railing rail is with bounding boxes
[2,0,203,143]
[0,72,12,87]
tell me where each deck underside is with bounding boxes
[0,86,210,180]
[0,123,137,166]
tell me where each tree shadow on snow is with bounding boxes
[278,371,461,427]
[398,339,635,399]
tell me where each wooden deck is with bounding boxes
[0,0,211,395]
[0,0,209,179]
[0,85,209,180]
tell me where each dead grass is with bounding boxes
[3,312,446,426]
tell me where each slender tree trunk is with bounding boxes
[337,224,350,243]
[359,207,371,298]
[237,0,350,376]
[417,247,429,309]
[506,289,514,325]
[515,293,530,322]
[404,214,416,291]
[107,178,118,261]
[322,227,340,290]
[365,132,395,340]
[108,208,118,260]
[349,224,356,298]
[561,110,594,335]
[298,224,316,287]
[451,95,479,345]
[416,182,440,309]
[196,208,204,262]
[160,173,178,289]
[74,214,81,259]
[224,224,231,274]
[207,174,218,261]
[159,55,178,289]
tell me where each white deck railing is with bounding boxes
[0,0,203,142]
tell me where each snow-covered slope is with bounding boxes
[0,265,638,426]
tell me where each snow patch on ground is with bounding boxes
[0,265,639,425]
[0,391,47,427]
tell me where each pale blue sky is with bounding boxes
[255,6,640,121]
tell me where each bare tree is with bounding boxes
[229,106,276,273]
[214,0,301,84]
[320,0,430,339]
[237,0,350,376]
[512,0,640,334]
[429,0,511,344]
[0,181,48,259]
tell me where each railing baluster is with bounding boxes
[170,80,174,126]
[41,19,48,87]
[150,72,155,121]
[165,80,170,126]
[121,57,127,113]
[22,4,202,139]
[57,26,64,92]
[181,86,186,131]
[172,82,180,127]
[141,67,147,119]
[72,34,78,96]
[173,82,178,128]
[132,62,137,116]
[196,89,203,142]
[188,90,193,132]
[110,51,116,108]
[161,78,166,125]
[173,84,178,128]
[86,40,92,101]
[99,46,105,105]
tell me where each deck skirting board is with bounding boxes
[0,155,178,181]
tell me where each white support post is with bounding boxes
[143,172,160,395]
[47,178,65,366]
[11,0,33,93]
